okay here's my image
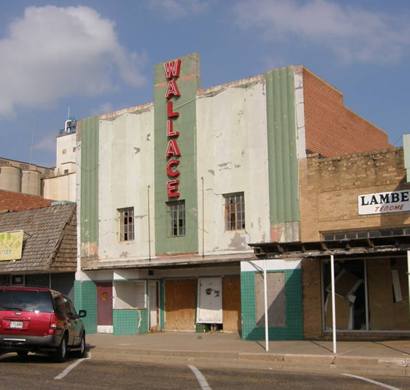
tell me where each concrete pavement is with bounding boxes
[86,332,410,377]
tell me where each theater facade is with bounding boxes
[74,53,392,338]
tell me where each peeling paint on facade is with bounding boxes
[74,54,390,338]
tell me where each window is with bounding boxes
[118,207,134,241]
[322,227,410,241]
[168,201,185,237]
[0,290,53,313]
[224,192,245,231]
[113,281,146,309]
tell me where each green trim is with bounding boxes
[154,53,200,255]
[74,280,97,334]
[79,116,99,253]
[113,309,149,335]
[265,68,299,227]
[240,269,303,340]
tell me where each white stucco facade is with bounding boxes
[196,78,271,256]
[98,108,155,262]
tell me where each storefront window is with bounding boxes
[322,257,410,331]
[322,259,366,331]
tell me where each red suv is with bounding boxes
[0,286,86,362]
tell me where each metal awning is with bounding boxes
[249,235,410,355]
[249,235,410,259]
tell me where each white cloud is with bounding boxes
[32,133,56,153]
[91,102,114,116]
[234,0,410,64]
[0,6,146,117]
[147,0,209,19]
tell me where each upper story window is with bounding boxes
[168,200,185,237]
[224,192,245,231]
[118,207,134,241]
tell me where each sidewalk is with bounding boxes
[87,332,410,377]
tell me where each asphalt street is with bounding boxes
[0,352,409,389]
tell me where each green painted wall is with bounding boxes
[265,68,299,231]
[79,116,99,256]
[154,53,200,255]
[240,269,303,340]
[74,280,97,334]
[113,309,149,335]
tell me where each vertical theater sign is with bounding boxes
[164,59,182,199]
[154,53,199,254]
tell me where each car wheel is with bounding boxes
[17,351,29,359]
[55,335,68,362]
[74,333,86,358]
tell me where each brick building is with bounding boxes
[300,148,410,338]
[251,147,410,340]
[0,189,52,212]
[74,53,391,338]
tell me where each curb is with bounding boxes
[89,346,410,377]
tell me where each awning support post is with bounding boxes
[264,259,269,352]
[407,251,410,315]
[331,254,337,354]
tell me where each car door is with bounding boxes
[53,294,73,344]
[65,298,81,346]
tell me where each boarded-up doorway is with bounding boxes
[165,279,196,331]
[197,277,223,324]
[223,275,241,333]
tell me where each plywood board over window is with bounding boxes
[255,272,286,328]
[114,281,146,309]
[165,279,196,331]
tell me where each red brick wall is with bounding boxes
[0,190,51,212]
[303,69,389,157]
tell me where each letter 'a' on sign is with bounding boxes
[164,59,181,80]
[165,79,181,99]
[166,139,181,158]
[167,179,180,199]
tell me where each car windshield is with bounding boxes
[0,290,53,313]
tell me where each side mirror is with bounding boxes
[78,309,87,318]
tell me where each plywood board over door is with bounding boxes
[165,279,196,331]
[223,275,241,333]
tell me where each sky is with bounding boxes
[0,0,409,167]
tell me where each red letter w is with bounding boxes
[164,59,181,80]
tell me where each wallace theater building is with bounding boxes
[74,53,391,337]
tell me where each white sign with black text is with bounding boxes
[358,190,410,215]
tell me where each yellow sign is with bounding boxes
[0,230,24,261]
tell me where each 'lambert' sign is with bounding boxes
[358,190,410,215]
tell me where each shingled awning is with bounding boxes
[0,203,76,273]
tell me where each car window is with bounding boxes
[64,298,78,318]
[53,295,67,318]
[0,290,53,312]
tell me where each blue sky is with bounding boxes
[0,0,409,166]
